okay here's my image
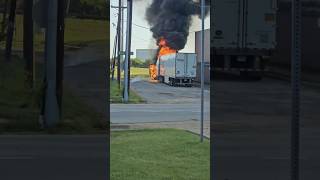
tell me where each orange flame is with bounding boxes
[157,38,176,58]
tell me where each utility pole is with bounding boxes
[121,0,124,71]
[5,0,17,60]
[291,0,301,179]
[200,0,205,142]
[44,0,59,128]
[111,2,126,88]
[123,0,132,103]
[127,0,133,93]
[23,0,34,88]
[117,0,122,89]
[56,0,65,118]
[111,32,118,81]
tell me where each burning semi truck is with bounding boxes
[145,0,209,86]
[149,38,197,86]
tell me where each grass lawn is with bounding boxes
[110,80,145,103]
[0,54,106,133]
[0,55,40,132]
[111,66,149,79]
[128,67,149,78]
[111,129,210,180]
[0,15,108,51]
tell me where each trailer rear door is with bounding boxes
[212,0,242,49]
[245,0,277,49]
[185,54,197,78]
[176,53,186,78]
[213,0,277,50]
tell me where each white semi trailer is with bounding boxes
[212,0,277,79]
[157,53,197,86]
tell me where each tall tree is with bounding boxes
[56,0,65,117]
[5,0,17,60]
[23,0,34,87]
[0,0,9,42]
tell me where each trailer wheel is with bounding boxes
[169,78,176,86]
[158,76,164,83]
[169,78,173,86]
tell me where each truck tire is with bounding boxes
[158,76,164,83]
[169,78,176,86]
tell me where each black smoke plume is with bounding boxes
[145,0,210,51]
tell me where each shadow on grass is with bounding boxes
[0,54,107,134]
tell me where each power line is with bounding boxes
[114,20,208,34]
[133,23,206,33]
[132,23,150,30]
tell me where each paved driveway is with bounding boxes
[130,79,210,104]
[211,74,320,179]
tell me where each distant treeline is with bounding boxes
[68,0,109,19]
[0,0,109,19]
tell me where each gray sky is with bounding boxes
[110,0,210,58]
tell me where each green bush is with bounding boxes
[69,0,108,19]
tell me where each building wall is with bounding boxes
[136,49,158,61]
[195,29,210,83]
[271,5,320,72]
[195,29,210,63]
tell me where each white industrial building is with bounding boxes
[136,49,158,61]
[195,29,210,83]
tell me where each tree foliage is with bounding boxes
[69,0,108,19]
[131,58,152,68]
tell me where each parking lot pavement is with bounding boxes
[211,75,320,179]
[131,80,210,104]
[111,80,210,137]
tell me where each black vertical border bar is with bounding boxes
[106,1,111,179]
[210,0,214,179]
[291,0,301,179]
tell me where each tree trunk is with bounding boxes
[56,0,65,117]
[0,0,9,42]
[23,0,34,87]
[5,0,17,60]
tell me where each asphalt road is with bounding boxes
[130,80,210,104]
[0,135,108,180]
[111,103,210,123]
[111,80,210,124]
[212,74,320,180]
